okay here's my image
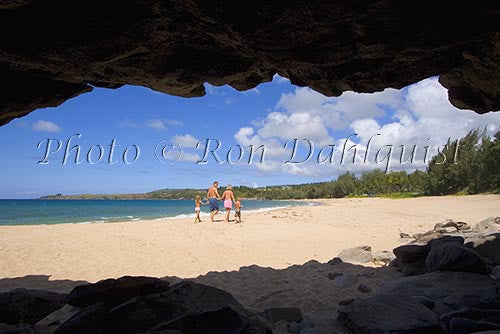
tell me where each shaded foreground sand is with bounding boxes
[0,195,499,324]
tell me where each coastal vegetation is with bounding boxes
[42,130,500,200]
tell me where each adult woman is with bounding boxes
[221,185,235,222]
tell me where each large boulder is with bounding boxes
[378,272,500,314]
[393,244,430,263]
[336,246,373,264]
[433,220,470,234]
[55,280,255,334]
[412,232,466,245]
[392,235,492,276]
[466,233,500,266]
[372,251,396,265]
[0,289,67,325]
[53,302,111,334]
[392,244,430,276]
[441,308,500,333]
[449,318,500,334]
[338,272,500,333]
[0,324,38,334]
[146,306,271,334]
[102,281,244,333]
[36,304,79,329]
[492,266,500,280]
[425,242,488,274]
[427,236,465,247]
[66,276,170,308]
[337,295,445,334]
[471,217,500,235]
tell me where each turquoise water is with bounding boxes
[0,199,306,226]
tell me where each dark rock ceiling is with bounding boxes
[1,0,498,125]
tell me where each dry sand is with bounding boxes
[0,195,499,323]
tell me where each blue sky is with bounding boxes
[1,75,499,198]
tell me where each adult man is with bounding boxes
[206,181,221,222]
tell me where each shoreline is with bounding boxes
[0,200,309,227]
[1,194,499,285]
[3,193,495,227]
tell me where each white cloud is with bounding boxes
[118,118,140,128]
[242,87,261,95]
[170,134,202,162]
[119,118,183,130]
[275,86,404,130]
[171,134,200,148]
[204,83,228,96]
[204,84,218,95]
[257,111,332,147]
[273,74,290,84]
[352,79,500,150]
[145,119,166,130]
[224,97,237,105]
[166,119,184,127]
[179,152,202,163]
[233,77,500,178]
[234,126,289,159]
[32,120,61,133]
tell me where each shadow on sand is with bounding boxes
[0,260,403,332]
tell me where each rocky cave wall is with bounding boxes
[0,0,498,125]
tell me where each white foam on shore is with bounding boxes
[77,216,142,224]
[13,201,308,225]
[155,203,302,220]
[99,215,135,220]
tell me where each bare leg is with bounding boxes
[210,210,217,222]
[225,209,230,222]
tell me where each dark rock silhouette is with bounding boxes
[338,295,445,334]
[425,242,488,274]
[260,306,303,323]
[338,272,500,333]
[54,280,269,334]
[0,289,67,325]
[66,276,170,308]
[394,218,500,276]
[392,244,430,276]
[377,272,500,313]
[466,233,500,266]
[1,0,499,125]
[53,301,110,334]
[146,305,271,334]
[441,308,500,333]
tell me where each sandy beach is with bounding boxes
[1,195,499,326]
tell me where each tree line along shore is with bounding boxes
[41,129,500,201]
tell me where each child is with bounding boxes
[234,198,242,223]
[194,196,206,223]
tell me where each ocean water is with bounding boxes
[0,199,307,226]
